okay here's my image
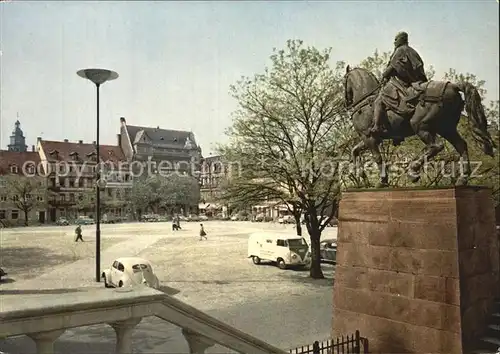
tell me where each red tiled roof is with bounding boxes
[39,140,126,163]
[0,150,41,175]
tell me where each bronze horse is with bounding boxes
[343,66,495,187]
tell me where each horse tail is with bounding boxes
[457,82,495,157]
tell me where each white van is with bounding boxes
[248,232,311,269]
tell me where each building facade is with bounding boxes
[0,150,48,226]
[118,117,202,214]
[36,138,132,222]
[118,117,202,174]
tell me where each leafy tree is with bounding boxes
[129,174,200,218]
[4,176,46,226]
[218,39,348,278]
[73,188,114,218]
[159,173,200,210]
[219,176,305,235]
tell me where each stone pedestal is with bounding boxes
[332,187,499,353]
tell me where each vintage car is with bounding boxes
[319,239,337,263]
[141,214,160,222]
[56,217,70,226]
[101,257,159,289]
[75,216,95,225]
[0,267,7,281]
[187,214,201,222]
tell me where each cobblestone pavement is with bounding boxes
[0,221,337,353]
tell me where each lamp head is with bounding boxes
[77,69,118,85]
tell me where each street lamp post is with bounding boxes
[77,68,118,282]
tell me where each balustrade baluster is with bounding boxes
[109,317,142,354]
[28,329,65,354]
[182,328,215,354]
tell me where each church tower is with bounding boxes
[7,120,28,152]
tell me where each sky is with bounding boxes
[0,1,498,155]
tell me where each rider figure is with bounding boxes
[371,31,428,134]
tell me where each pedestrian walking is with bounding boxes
[75,225,84,242]
[199,223,207,240]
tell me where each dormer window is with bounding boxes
[86,151,98,162]
[69,152,79,161]
[48,150,60,159]
[10,164,18,174]
[26,164,35,174]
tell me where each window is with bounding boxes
[117,263,125,272]
[59,164,65,173]
[60,194,66,201]
[132,264,149,273]
[11,210,19,219]
[112,261,119,269]
[0,195,6,202]
[277,240,286,247]
[0,180,6,188]
[70,193,75,202]
[0,210,5,219]
[288,238,307,247]
[26,194,32,200]
[37,196,44,202]
[12,195,19,202]
[266,239,272,244]
[26,164,35,174]
[10,165,18,174]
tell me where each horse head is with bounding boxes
[343,66,380,109]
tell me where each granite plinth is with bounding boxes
[332,187,498,353]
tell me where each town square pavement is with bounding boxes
[0,221,337,353]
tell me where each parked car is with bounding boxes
[199,215,209,221]
[248,232,311,269]
[187,214,201,222]
[319,239,337,263]
[278,215,294,224]
[0,267,7,281]
[141,214,160,222]
[75,216,95,225]
[56,217,70,226]
[254,213,265,222]
[101,257,159,289]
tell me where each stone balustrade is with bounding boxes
[0,286,288,354]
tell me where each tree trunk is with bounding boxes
[306,209,324,279]
[308,228,324,278]
[294,213,302,236]
[23,209,29,226]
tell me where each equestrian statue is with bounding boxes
[344,31,496,187]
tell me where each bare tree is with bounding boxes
[5,176,45,226]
